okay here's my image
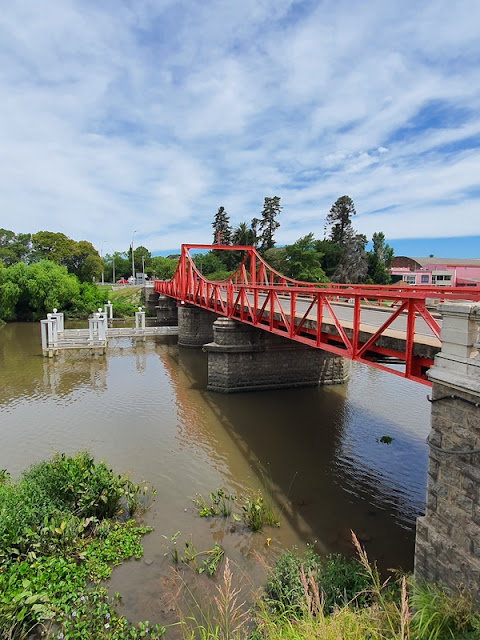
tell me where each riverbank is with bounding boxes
[2,453,479,639]
[1,322,434,628]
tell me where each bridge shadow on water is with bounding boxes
[162,344,431,574]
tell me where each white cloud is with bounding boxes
[0,0,479,254]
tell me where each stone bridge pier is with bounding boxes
[415,302,480,603]
[203,317,350,392]
[155,295,179,326]
[177,304,216,348]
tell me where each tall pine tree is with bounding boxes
[326,196,368,283]
[259,196,282,252]
[212,206,232,245]
[325,195,356,245]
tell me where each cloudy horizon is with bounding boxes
[1,1,479,258]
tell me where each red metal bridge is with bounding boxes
[154,244,480,386]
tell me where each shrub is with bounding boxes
[22,451,138,520]
[0,453,157,640]
[0,452,139,565]
[265,548,371,615]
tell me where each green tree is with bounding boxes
[259,196,282,252]
[367,232,394,284]
[0,229,32,266]
[314,239,343,279]
[212,207,232,245]
[0,263,20,321]
[192,251,226,276]
[1,261,81,321]
[325,195,356,245]
[232,222,255,246]
[150,256,177,280]
[67,240,102,282]
[31,231,74,265]
[325,196,368,283]
[133,246,151,275]
[332,230,368,283]
[282,234,328,282]
[104,252,130,282]
[250,217,261,247]
[263,246,287,273]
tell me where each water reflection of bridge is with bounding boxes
[156,342,429,571]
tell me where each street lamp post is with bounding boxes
[101,241,106,285]
[131,230,137,283]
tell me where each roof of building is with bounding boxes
[398,257,480,267]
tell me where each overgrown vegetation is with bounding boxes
[0,452,162,639]
[2,460,479,640]
[173,533,480,640]
[193,487,280,532]
[264,547,371,615]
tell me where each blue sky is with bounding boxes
[0,1,479,258]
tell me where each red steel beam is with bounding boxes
[154,244,480,384]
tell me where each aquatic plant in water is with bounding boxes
[0,452,161,639]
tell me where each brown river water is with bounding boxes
[0,321,431,625]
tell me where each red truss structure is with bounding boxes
[154,244,480,385]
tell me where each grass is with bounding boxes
[170,532,480,640]
[95,283,144,317]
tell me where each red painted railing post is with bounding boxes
[352,295,361,359]
[316,293,323,347]
[227,281,234,317]
[179,246,187,302]
[249,250,256,287]
[289,291,296,338]
[405,298,416,379]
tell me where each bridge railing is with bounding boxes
[154,244,480,384]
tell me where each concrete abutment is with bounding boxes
[415,302,480,605]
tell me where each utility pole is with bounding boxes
[131,231,137,282]
[101,241,105,285]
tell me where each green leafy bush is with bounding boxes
[265,548,371,615]
[0,453,158,640]
[0,452,139,565]
[22,451,138,520]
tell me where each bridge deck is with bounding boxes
[155,243,480,384]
